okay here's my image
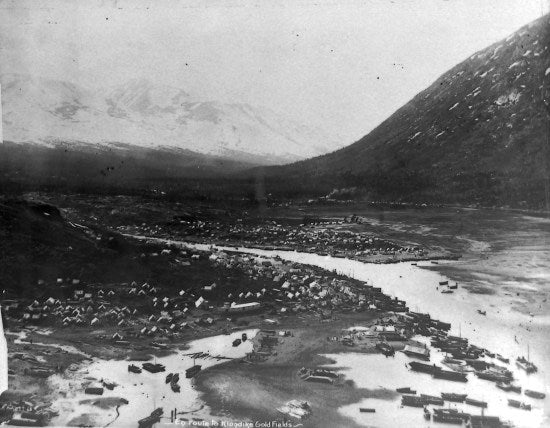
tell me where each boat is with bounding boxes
[477,309,486,316]
[424,407,431,420]
[375,342,395,357]
[420,394,444,405]
[470,416,501,427]
[508,399,521,408]
[359,408,375,413]
[142,362,166,373]
[401,395,426,408]
[465,397,487,408]
[433,369,468,382]
[433,408,471,423]
[524,389,545,399]
[475,370,511,383]
[185,365,202,378]
[508,399,531,411]
[396,387,416,394]
[496,382,521,393]
[432,412,462,424]
[166,373,173,384]
[304,375,333,384]
[441,393,467,402]
[516,356,537,374]
[232,338,242,347]
[84,387,104,395]
[171,381,180,393]
[128,364,142,374]
[242,333,248,341]
[102,380,116,390]
[138,408,163,428]
[449,283,458,290]
[439,281,449,286]
[409,361,440,374]
[441,289,454,294]
[402,345,430,361]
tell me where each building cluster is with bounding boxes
[3,243,418,345]
[122,218,424,260]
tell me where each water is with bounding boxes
[164,240,549,427]
[49,329,257,427]
[325,337,544,428]
[133,218,550,427]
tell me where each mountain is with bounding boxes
[1,74,341,166]
[260,14,550,209]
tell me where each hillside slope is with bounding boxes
[262,14,550,208]
[1,75,341,165]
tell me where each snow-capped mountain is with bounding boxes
[1,74,341,165]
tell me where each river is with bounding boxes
[48,329,258,427]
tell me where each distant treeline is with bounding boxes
[1,141,549,210]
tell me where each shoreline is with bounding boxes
[193,312,385,428]
[2,233,547,427]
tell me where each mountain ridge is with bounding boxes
[1,73,342,165]
[258,14,550,209]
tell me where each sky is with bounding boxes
[0,0,548,145]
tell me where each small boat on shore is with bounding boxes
[432,412,462,424]
[409,361,439,374]
[465,397,487,408]
[185,365,202,378]
[375,342,395,357]
[401,395,426,407]
[142,362,166,373]
[475,370,512,383]
[138,408,163,428]
[128,364,142,373]
[424,407,431,420]
[396,387,416,394]
[166,373,173,384]
[402,345,430,361]
[101,380,116,390]
[516,356,537,374]
[441,393,467,402]
[84,387,104,395]
[359,408,375,413]
[524,389,545,399]
[232,338,242,347]
[508,399,531,410]
[433,369,468,382]
[433,408,471,423]
[441,289,454,294]
[420,394,444,406]
[496,382,521,393]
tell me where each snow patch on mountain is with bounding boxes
[1,74,343,164]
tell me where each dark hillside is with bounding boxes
[260,14,550,209]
